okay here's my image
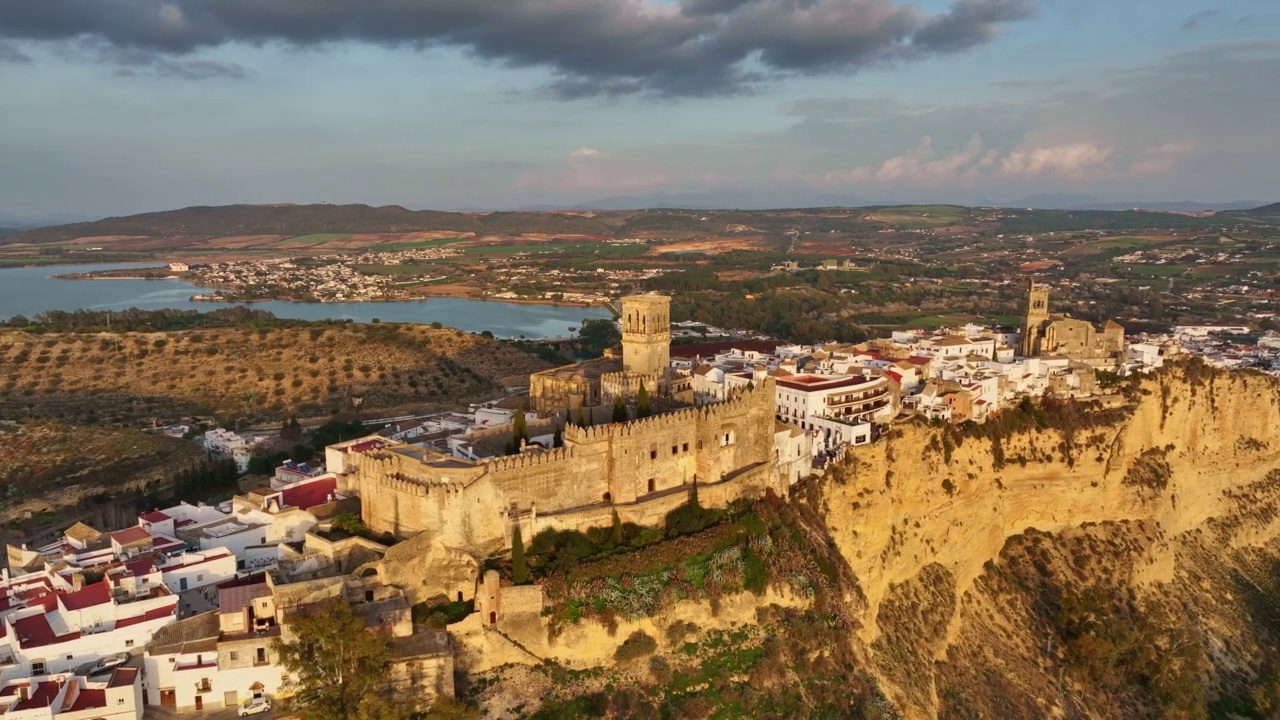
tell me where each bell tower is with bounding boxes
[1021,280,1050,357]
[621,294,671,376]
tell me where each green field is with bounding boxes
[353,263,434,278]
[375,237,470,252]
[280,233,350,246]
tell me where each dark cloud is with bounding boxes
[0,0,1036,96]
[1181,8,1225,31]
[0,41,32,63]
[60,41,249,79]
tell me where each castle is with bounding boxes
[334,293,789,556]
[1020,280,1125,365]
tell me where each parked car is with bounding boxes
[83,653,130,676]
[238,697,272,717]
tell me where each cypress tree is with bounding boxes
[637,383,651,418]
[553,424,563,448]
[512,408,528,445]
[610,508,623,546]
[576,406,586,428]
[511,524,528,585]
[612,396,628,423]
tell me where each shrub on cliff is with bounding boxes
[614,630,658,662]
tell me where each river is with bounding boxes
[0,263,610,338]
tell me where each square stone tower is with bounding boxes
[621,293,671,376]
[1021,280,1050,357]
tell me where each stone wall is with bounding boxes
[354,378,781,555]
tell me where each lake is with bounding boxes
[0,263,610,338]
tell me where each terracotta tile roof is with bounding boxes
[108,667,138,688]
[140,511,171,523]
[13,613,78,648]
[278,477,337,511]
[64,688,105,712]
[147,611,219,655]
[114,603,176,629]
[219,583,271,614]
[60,580,112,611]
[12,680,60,710]
[109,527,152,546]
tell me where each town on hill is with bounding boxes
[4,280,1280,718]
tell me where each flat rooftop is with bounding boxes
[776,374,879,391]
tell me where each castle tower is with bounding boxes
[621,294,671,376]
[1021,280,1050,357]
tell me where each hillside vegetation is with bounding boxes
[0,422,203,533]
[0,322,549,424]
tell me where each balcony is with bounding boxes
[194,680,213,694]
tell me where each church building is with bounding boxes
[1020,280,1125,365]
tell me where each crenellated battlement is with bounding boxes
[485,446,574,474]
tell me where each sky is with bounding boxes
[0,0,1277,219]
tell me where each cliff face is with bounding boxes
[824,365,1280,718]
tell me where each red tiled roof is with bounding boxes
[64,688,105,712]
[905,356,932,366]
[140,511,171,523]
[108,668,138,688]
[219,583,270,614]
[13,680,61,710]
[60,581,112,611]
[114,602,176,629]
[0,683,26,697]
[124,559,158,578]
[13,614,78,648]
[776,375,874,392]
[15,587,58,613]
[278,477,337,511]
[109,527,152,546]
[343,439,388,454]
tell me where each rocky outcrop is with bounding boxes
[824,365,1280,718]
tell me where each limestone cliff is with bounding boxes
[825,364,1280,718]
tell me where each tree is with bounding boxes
[332,513,368,537]
[512,408,527,446]
[552,424,563,448]
[274,601,393,720]
[511,524,528,585]
[636,383,652,418]
[612,396,628,423]
[610,508,623,545]
[576,406,587,428]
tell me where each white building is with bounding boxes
[0,571,177,681]
[0,668,143,720]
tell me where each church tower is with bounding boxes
[621,294,671,376]
[1021,280,1050,357]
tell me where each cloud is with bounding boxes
[795,134,1196,188]
[0,41,32,63]
[1129,141,1196,177]
[61,41,249,79]
[1182,9,1225,31]
[0,0,1036,97]
[515,146,726,192]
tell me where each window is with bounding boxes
[118,698,126,705]
[196,575,203,582]
[229,651,240,662]
[255,648,267,665]
[125,640,135,647]
[31,661,46,675]
[682,443,689,452]
[66,655,74,661]
[671,446,678,455]
[649,450,656,460]
[141,577,148,584]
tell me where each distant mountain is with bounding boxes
[0,203,620,245]
[1241,201,1280,215]
[976,194,1263,212]
[526,188,867,211]
[0,211,92,229]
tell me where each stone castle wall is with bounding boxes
[354,378,781,554]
